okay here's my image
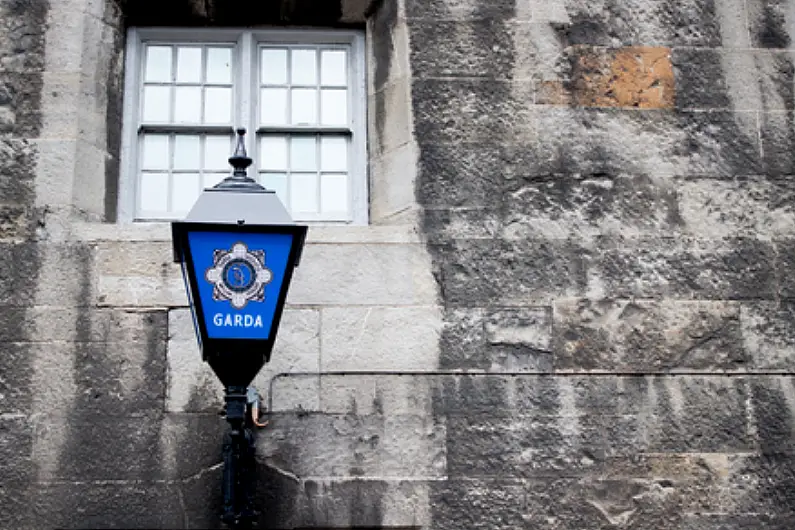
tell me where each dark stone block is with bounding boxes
[429,479,527,530]
[672,48,733,110]
[773,238,795,298]
[0,343,33,411]
[0,485,32,530]
[416,144,505,209]
[48,413,168,481]
[553,299,748,372]
[761,112,795,174]
[728,453,795,515]
[558,0,722,47]
[412,78,525,144]
[404,0,516,21]
[32,482,184,530]
[682,514,795,530]
[0,137,36,204]
[0,416,33,485]
[741,301,795,371]
[645,377,753,453]
[588,237,777,300]
[0,72,44,137]
[503,173,683,239]
[409,20,515,79]
[0,0,48,73]
[530,108,762,177]
[70,340,166,414]
[747,0,793,49]
[429,239,588,307]
[749,378,795,453]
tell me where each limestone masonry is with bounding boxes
[3,0,795,528]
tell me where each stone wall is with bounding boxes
[2,0,795,528]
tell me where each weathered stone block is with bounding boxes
[269,374,320,412]
[0,343,33,411]
[417,143,505,209]
[502,173,682,240]
[748,377,795,453]
[369,141,418,223]
[259,412,444,479]
[369,79,414,157]
[404,0,517,21]
[760,111,795,175]
[726,452,795,516]
[287,243,438,306]
[69,340,166,414]
[409,20,516,79]
[31,482,183,530]
[320,305,441,371]
[412,78,525,144]
[742,302,795,371]
[674,49,795,111]
[773,238,795,298]
[0,415,33,485]
[430,238,588,306]
[586,237,776,300]
[678,176,795,238]
[298,479,431,529]
[553,299,747,372]
[538,46,675,109]
[0,0,47,73]
[423,208,501,242]
[747,0,794,49]
[429,479,528,529]
[529,108,762,177]
[555,0,722,47]
[33,413,167,482]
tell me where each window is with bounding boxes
[120,28,367,224]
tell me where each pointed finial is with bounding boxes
[229,128,253,176]
[212,127,266,192]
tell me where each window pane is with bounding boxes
[172,173,201,213]
[142,134,170,170]
[142,86,171,122]
[291,49,317,85]
[206,47,232,84]
[176,47,202,83]
[261,48,287,84]
[174,86,202,123]
[320,89,347,125]
[205,136,232,171]
[139,172,169,212]
[173,135,200,170]
[203,173,226,189]
[260,136,288,170]
[261,173,287,204]
[145,46,172,82]
[261,88,287,125]
[290,173,318,213]
[290,137,317,172]
[321,50,347,86]
[204,87,231,124]
[320,136,347,172]
[291,88,317,125]
[321,173,348,213]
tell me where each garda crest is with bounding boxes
[205,242,273,309]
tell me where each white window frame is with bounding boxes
[119,27,368,225]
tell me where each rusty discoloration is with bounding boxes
[539,46,676,109]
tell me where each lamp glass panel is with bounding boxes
[186,231,297,340]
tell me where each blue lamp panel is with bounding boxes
[187,231,294,340]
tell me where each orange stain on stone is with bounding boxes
[538,46,676,109]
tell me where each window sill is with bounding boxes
[72,221,422,244]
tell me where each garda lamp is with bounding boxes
[171,128,308,391]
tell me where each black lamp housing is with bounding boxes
[172,129,308,388]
